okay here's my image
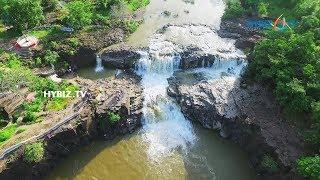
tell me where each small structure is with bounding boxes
[61,27,74,33]
[14,35,39,59]
[15,35,39,49]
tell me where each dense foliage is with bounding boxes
[63,1,93,29]
[297,156,320,180]
[0,0,44,32]
[223,0,302,19]
[0,124,17,144]
[228,0,320,178]
[222,0,244,20]
[23,142,44,163]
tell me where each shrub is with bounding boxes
[63,1,93,29]
[124,20,140,33]
[96,0,122,11]
[68,38,79,48]
[44,50,59,67]
[107,112,120,124]
[261,155,279,172]
[297,156,320,180]
[258,2,268,17]
[23,142,44,163]
[22,111,37,123]
[125,0,150,11]
[0,124,18,143]
[1,0,44,32]
[222,0,245,20]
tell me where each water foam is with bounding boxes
[95,55,104,72]
[136,38,197,160]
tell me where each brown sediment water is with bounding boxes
[46,123,256,180]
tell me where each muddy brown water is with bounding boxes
[46,123,256,180]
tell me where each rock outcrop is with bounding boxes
[0,72,143,179]
[168,73,305,179]
[179,45,215,70]
[100,46,141,69]
[218,19,262,50]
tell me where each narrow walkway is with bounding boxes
[0,101,85,160]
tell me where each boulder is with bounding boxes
[100,46,141,69]
[179,45,215,70]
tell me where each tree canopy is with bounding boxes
[0,0,44,32]
[63,1,93,30]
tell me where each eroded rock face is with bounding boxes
[0,72,143,179]
[77,28,125,51]
[100,46,141,69]
[218,19,262,50]
[180,45,215,70]
[74,72,143,138]
[168,73,305,178]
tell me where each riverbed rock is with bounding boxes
[77,28,125,51]
[74,72,143,137]
[218,19,262,50]
[180,45,215,70]
[168,74,305,178]
[100,46,141,69]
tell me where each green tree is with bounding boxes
[44,50,59,67]
[258,2,268,17]
[297,156,320,180]
[222,0,244,20]
[1,0,44,32]
[64,1,93,29]
[23,142,44,163]
[96,0,121,11]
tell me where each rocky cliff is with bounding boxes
[0,72,143,179]
[167,70,305,179]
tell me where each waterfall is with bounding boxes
[95,55,104,72]
[136,44,197,159]
[135,16,247,160]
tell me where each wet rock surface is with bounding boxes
[180,45,215,70]
[100,46,141,69]
[168,73,305,178]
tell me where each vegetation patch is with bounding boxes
[297,156,320,180]
[0,124,18,145]
[261,154,279,172]
[125,0,150,11]
[224,0,320,178]
[222,0,245,20]
[23,142,44,163]
[108,112,121,124]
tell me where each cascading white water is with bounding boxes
[95,55,104,72]
[134,0,247,162]
[136,38,197,159]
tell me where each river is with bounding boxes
[47,0,257,179]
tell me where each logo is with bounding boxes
[43,91,88,98]
[271,14,292,31]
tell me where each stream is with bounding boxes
[47,0,257,179]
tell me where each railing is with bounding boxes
[0,101,85,160]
